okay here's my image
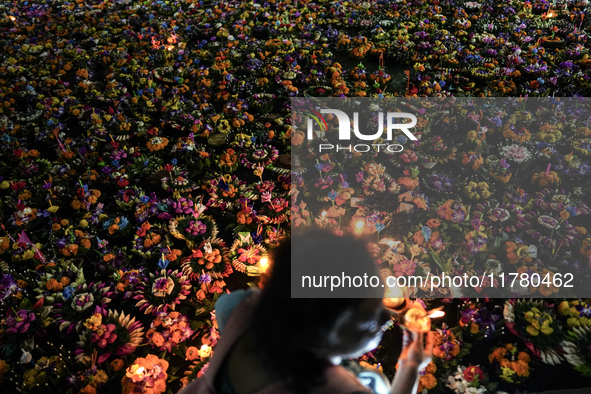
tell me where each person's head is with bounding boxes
[251,229,389,392]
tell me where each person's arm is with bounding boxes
[389,330,434,394]
[389,361,420,394]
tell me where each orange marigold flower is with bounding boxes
[186,346,200,361]
[110,359,125,372]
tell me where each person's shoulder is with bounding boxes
[216,287,259,310]
[216,288,260,333]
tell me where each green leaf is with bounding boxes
[194,307,206,316]
[1,343,16,358]
[492,236,502,249]
[172,345,185,359]
[575,364,591,377]
[429,249,445,272]
[19,298,32,310]
[190,320,206,331]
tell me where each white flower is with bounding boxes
[20,350,32,364]
[501,144,532,163]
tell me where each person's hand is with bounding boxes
[397,329,434,372]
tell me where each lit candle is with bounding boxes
[383,284,408,311]
[428,310,445,318]
[402,302,432,333]
[259,257,269,273]
[354,218,364,235]
[126,365,146,382]
[198,344,212,359]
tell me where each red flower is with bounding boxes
[123,190,135,203]
[463,366,484,382]
[221,263,233,277]
[10,181,26,191]
[117,178,129,187]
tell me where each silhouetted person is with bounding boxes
[180,229,433,394]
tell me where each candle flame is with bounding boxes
[355,219,364,229]
[198,344,212,358]
[384,285,404,299]
[259,257,269,272]
[428,310,445,318]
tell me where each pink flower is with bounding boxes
[400,150,418,163]
[393,260,417,276]
[197,362,210,379]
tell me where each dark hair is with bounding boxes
[250,229,383,392]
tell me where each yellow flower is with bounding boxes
[83,313,102,331]
[540,319,554,335]
[500,367,516,383]
[94,370,108,385]
[557,301,570,316]
[524,311,534,322]
[526,324,539,336]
